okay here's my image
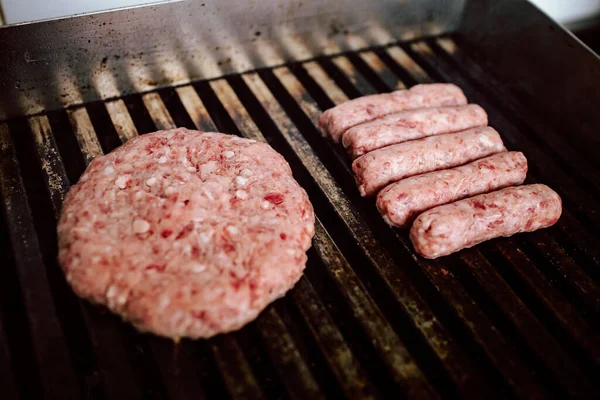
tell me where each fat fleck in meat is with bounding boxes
[353,126,506,197]
[377,152,527,227]
[342,104,488,158]
[318,83,467,142]
[410,184,562,259]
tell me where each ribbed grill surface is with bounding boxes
[1,35,599,400]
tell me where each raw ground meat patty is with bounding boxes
[57,128,315,339]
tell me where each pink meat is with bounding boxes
[318,83,467,142]
[410,184,562,259]
[353,126,506,197]
[57,128,315,339]
[342,104,487,158]
[377,152,527,228]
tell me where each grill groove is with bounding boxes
[1,35,599,399]
[0,122,80,399]
[27,115,142,399]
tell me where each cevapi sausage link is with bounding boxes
[318,83,467,142]
[352,126,506,197]
[343,104,488,158]
[410,184,562,259]
[377,151,527,228]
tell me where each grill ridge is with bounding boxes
[421,41,600,276]
[401,42,600,313]
[0,35,599,399]
[262,47,600,394]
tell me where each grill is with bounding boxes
[1,1,600,399]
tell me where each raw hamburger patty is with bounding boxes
[410,184,562,259]
[353,126,506,197]
[377,152,527,228]
[57,128,315,339]
[342,104,488,158]
[318,83,467,142]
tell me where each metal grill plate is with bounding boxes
[1,35,600,399]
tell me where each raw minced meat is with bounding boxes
[376,152,527,228]
[352,126,506,197]
[410,184,561,259]
[57,128,315,339]
[318,83,467,142]
[342,104,487,158]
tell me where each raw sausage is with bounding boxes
[319,83,467,142]
[353,126,506,197]
[377,152,527,227]
[343,104,487,158]
[410,184,562,259]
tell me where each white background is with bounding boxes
[529,0,600,24]
[1,0,171,24]
[1,0,600,25]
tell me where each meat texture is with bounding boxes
[342,104,488,158]
[353,126,506,197]
[57,128,315,339]
[377,151,527,227]
[318,83,467,142]
[410,184,562,259]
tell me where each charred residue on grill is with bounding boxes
[0,31,599,399]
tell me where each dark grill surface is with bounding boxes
[1,35,600,400]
